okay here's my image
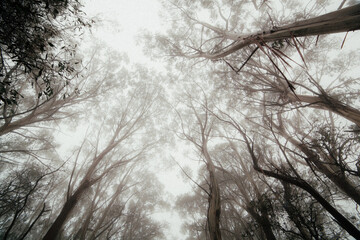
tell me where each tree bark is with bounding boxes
[282,182,313,240]
[204,151,222,240]
[42,180,91,240]
[194,4,360,59]
[287,93,360,127]
[253,165,360,239]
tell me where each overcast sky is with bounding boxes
[81,1,191,239]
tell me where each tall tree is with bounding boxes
[155,1,359,60]
[42,83,159,239]
[0,163,60,239]
[177,91,222,240]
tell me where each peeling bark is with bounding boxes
[287,93,360,127]
[193,4,360,59]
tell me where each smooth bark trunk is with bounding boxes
[205,156,222,240]
[196,4,360,59]
[42,180,91,240]
[288,93,360,127]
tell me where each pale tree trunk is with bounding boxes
[203,146,222,240]
[287,93,360,127]
[240,128,360,239]
[225,143,276,240]
[185,101,222,240]
[195,4,360,59]
[283,129,360,206]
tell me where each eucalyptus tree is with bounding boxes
[67,169,165,240]
[155,0,359,59]
[42,81,161,240]
[261,110,360,206]
[212,104,360,239]
[213,143,277,240]
[0,0,98,168]
[177,91,222,240]
[150,0,360,127]
[145,1,360,240]
[0,162,61,240]
[0,0,92,104]
[0,45,126,169]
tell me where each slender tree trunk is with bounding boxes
[282,182,313,240]
[42,180,91,240]
[297,141,360,206]
[246,206,276,240]
[206,161,222,240]
[253,165,360,239]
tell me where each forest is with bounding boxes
[0,0,360,239]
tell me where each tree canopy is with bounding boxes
[1,0,360,239]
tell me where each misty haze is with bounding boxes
[0,0,360,239]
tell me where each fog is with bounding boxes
[1,0,360,239]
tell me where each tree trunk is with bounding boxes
[287,93,360,127]
[282,182,313,240]
[42,180,91,240]
[253,165,360,240]
[206,161,222,240]
[198,4,360,59]
[297,141,360,206]
[246,206,276,240]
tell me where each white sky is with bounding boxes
[81,1,191,239]
[84,0,164,62]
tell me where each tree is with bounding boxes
[153,0,360,127]
[151,1,360,238]
[175,88,222,240]
[185,105,221,239]
[0,0,92,101]
[216,109,360,238]
[42,83,159,239]
[155,1,360,60]
[0,0,90,68]
[0,163,60,239]
[0,46,127,171]
[213,142,277,240]
[67,168,165,240]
